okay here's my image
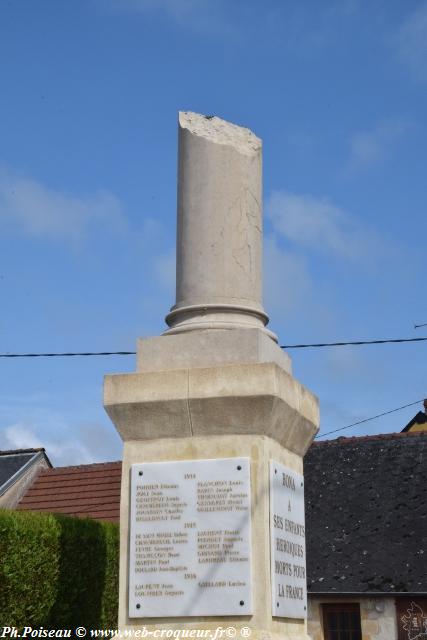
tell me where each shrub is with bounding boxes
[0,510,60,627]
[0,509,119,628]
[100,522,120,628]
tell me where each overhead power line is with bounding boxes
[0,351,136,358]
[0,335,426,358]
[281,336,427,349]
[316,399,423,439]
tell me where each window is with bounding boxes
[322,603,362,640]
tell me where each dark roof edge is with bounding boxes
[0,450,52,496]
[312,431,425,445]
[52,432,426,473]
[0,447,46,456]
[52,460,122,472]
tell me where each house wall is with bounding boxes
[308,596,398,640]
[409,423,427,433]
[0,457,49,509]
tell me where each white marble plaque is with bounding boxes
[270,461,307,619]
[129,457,252,618]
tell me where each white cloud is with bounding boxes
[103,0,366,55]
[3,422,92,465]
[137,217,176,296]
[154,249,176,291]
[322,346,374,384]
[0,168,126,244]
[394,2,427,82]
[108,0,235,37]
[262,0,362,55]
[264,235,312,322]
[3,423,44,450]
[263,234,340,337]
[122,0,204,15]
[266,190,379,261]
[349,117,410,170]
[1,420,121,467]
[0,396,121,466]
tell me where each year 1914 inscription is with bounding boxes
[270,461,307,619]
[129,458,252,618]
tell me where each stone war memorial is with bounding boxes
[104,112,319,639]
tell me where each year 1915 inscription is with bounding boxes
[129,458,252,618]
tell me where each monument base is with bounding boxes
[104,333,318,639]
[137,328,291,374]
[104,359,316,454]
[117,434,312,640]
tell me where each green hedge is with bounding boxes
[0,509,119,628]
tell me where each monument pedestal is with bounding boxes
[104,334,318,639]
[116,436,311,639]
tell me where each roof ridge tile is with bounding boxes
[312,431,424,445]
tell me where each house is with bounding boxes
[304,431,427,640]
[14,428,427,640]
[17,459,121,521]
[401,399,427,433]
[0,447,51,509]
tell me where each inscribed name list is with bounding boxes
[129,457,252,618]
[270,461,307,619]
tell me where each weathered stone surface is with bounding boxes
[117,435,311,639]
[104,361,318,456]
[165,112,274,339]
[104,369,191,441]
[137,328,291,373]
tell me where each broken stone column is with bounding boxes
[165,112,275,339]
[104,112,319,640]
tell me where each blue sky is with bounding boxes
[0,0,426,465]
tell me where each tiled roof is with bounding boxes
[17,461,121,522]
[304,431,427,593]
[311,430,424,445]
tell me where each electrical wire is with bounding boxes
[281,337,427,348]
[0,351,136,358]
[0,335,426,358]
[315,399,423,439]
[0,348,423,441]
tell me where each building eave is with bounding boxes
[0,450,50,497]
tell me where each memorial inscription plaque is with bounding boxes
[270,461,307,619]
[129,457,252,618]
